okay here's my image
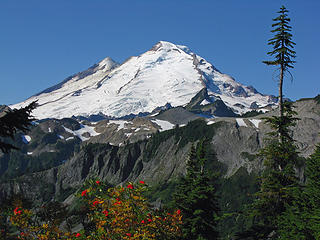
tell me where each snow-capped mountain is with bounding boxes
[11,41,277,119]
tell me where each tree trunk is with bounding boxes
[279,63,284,119]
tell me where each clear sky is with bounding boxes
[0,0,319,105]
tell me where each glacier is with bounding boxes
[11,41,276,119]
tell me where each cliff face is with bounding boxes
[0,98,319,204]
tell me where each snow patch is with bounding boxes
[249,119,262,128]
[63,124,100,141]
[57,135,64,139]
[27,152,33,155]
[206,120,215,125]
[149,113,159,117]
[22,135,31,144]
[236,118,247,127]
[48,127,52,132]
[200,99,211,105]
[151,119,175,132]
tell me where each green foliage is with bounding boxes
[8,179,183,239]
[146,180,179,204]
[143,129,175,162]
[143,119,221,162]
[0,101,37,153]
[1,121,83,179]
[174,119,221,150]
[0,194,33,239]
[173,139,220,240]
[217,167,259,239]
[276,144,320,239]
[0,135,81,181]
[299,144,320,237]
[240,110,263,118]
[263,5,296,119]
[262,101,299,143]
[82,142,114,156]
[41,132,59,144]
[0,152,31,179]
[263,5,296,69]
[57,186,76,202]
[37,201,69,226]
[237,102,301,238]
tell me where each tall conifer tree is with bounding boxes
[236,103,300,240]
[173,139,220,240]
[236,6,299,239]
[277,144,320,239]
[263,6,296,122]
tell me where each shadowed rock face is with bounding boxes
[0,98,319,204]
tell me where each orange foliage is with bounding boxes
[10,180,182,240]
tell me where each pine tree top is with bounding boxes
[263,5,296,70]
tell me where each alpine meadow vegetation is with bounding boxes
[8,180,182,240]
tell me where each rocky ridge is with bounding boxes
[0,97,319,203]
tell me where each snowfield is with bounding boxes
[63,124,100,141]
[249,119,262,128]
[236,118,247,127]
[151,119,175,132]
[11,41,276,119]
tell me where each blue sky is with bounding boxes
[0,0,319,105]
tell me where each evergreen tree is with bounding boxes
[303,144,320,237]
[173,139,220,240]
[236,6,299,239]
[263,5,296,121]
[236,102,300,239]
[277,144,320,239]
[0,101,37,153]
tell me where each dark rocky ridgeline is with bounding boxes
[185,88,238,117]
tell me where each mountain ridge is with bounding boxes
[1,97,319,204]
[11,41,277,119]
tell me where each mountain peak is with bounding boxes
[11,41,277,119]
[98,57,118,71]
[150,41,193,55]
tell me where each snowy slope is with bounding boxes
[11,41,276,119]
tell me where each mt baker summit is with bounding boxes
[12,41,277,119]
